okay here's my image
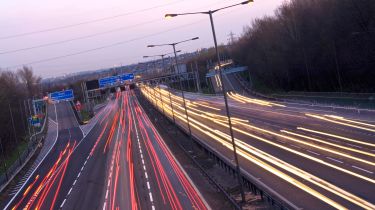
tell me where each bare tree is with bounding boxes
[231,0,375,92]
[18,66,42,98]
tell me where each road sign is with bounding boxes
[33,99,45,114]
[29,115,41,127]
[99,76,120,88]
[50,89,74,101]
[86,79,100,90]
[75,101,82,111]
[119,73,134,82]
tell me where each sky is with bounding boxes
[0,0,285,78]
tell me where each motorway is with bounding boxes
[4,91,208,210]
[140,84,375,210]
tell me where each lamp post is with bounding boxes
[165,0,253,204]
[147,37,199,143]
[143,50,181,116]
[143,50,180,75]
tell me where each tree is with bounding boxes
[230,0,375,93]
[0,66,41,156]
[18,66,42,98]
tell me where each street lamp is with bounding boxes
[147,38,199,75]
[143,50,181,75]
[165,0,253,204]
[147,37,199,145]
[143,50,181,118]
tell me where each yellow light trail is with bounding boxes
[280,130,375,157]
[306,114,375,133]
[211,120,375,184]
[234,121,375,167]
[140,85,375,209]
[324,115,375,128]
[297,127,375,148]
[184,110,372,209]
[214,129,374,210]
[228,92,286,107]
[192,101,221,111]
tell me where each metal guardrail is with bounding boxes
[137,89,292,210]
[0,108,48,192]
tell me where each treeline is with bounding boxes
[231,0,375,92]
[0,66,41,155]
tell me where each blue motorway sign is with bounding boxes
[119,73,134,81]
[99,76,120,88]
[50,89,74,101]
[99,73,134,88]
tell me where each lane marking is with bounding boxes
[60,199,67,208]
[129,95,155,207]
[346,143,363,149]
[67,188,72,195]
[307,150,321,156]
[149,192,153,202]
[105,189,109,199]
[352,165,374,174]
[326,157,343,164]
[290,144,301,149]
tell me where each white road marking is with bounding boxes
[326,157,343,164]
[307,150,320,156]
[105,189,109,199]
[129,97,155,206]
[149,192,153,202]
[290,144,301,149]
[346,143,362,149]
[68,188,72,195]
[60,199,67,208]
[352,165,374,174]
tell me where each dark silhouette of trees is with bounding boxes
[230,0,375,92]
[0,67,41,156]
[18,66,42,98]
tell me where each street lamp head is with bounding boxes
[147,45,155,48]
[241,0,253,5]
[165,14,178,19]
[192,37,199,40]
[176,50,181,53]
[143,56,149,58]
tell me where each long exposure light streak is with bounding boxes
[140,85,375,209]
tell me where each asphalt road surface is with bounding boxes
[140,84,375,210]
[4,92,209,210]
